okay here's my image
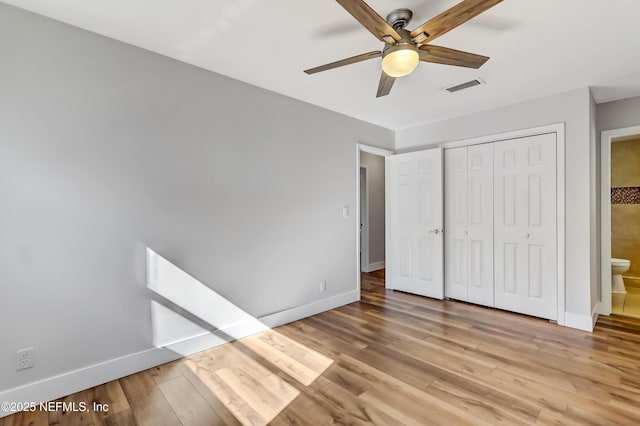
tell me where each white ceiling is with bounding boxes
[6,0,640,130]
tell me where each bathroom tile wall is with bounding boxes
[611,137,640,281]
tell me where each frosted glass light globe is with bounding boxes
[382,46,419,77]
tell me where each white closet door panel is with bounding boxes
[444,147,468,301]
[388,149,444,299]
[494,133,557,320]
[467,144,494,307]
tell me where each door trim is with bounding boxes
[599,125,640,316]
[431,123,566,326]
[356,144,394,296]
[360,166,369,272]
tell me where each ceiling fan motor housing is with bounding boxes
[386,8,413,30]
[382,29,418,56]
[383,9,419,61]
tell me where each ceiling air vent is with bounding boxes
[445,79,485,93]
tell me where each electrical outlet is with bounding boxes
[16,348,34,370]
[319,281,327,292]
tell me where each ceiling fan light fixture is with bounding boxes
[304,0,501,97]
[381,44,419,78]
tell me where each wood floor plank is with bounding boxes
[126,393,181,426]
[119,371,181,426]
[158,375,226,426]
[274,323,343,359]
[269,392,334,425]
[297,379,400,425]
[102,409,135,426]
[380,341,542,421]
[277,320,366,359]
[180,360,242,426]
[426,379,533,425]
[351,343,438,392]
[240,334,324,386]
[118,371,157,403]
[361,383,494,426]
[535,408,583,426]
[321,362,376,396]
[148,360,185,385]
[214,367,297,423]
[254,330,333,374]
[4,410,48,426]
[390,334,497,375]
[47,391,92,426]
[85,381,130,426]
[489,366,640,424]
[182,359,266,425]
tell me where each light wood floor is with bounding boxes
[4,270,640,425]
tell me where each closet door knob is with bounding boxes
[525,233,530,238]
[430,228,440,235]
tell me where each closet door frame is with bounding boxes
[439,123,566,326]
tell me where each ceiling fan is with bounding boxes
[304,0,503,97]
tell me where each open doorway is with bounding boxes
[357,144,393,296]
[601,126,640,318]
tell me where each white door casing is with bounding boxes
[444,144,494,306]
[600,125,640,317]
[494,133,557,320]
[360,167,368,272]
[387,148,444,299]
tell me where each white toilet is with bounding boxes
[611,258,631,293]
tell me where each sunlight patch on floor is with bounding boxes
[240,329,334,386]
[185,330,333,425]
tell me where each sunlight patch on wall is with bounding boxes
[146,247,269,352]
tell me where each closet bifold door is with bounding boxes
[466,144,494,307]
[444,144,494,306]
[444,147,468,301]
[493,133,557,320]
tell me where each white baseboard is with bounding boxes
[260,290,358,328]
[564,310,596,332]
[363,261,385,272]
[0,290,358,418]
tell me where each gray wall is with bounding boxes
[396,87,595,317]
[597,96,640,131]
[0,4,394,393]
[359,152,385,267]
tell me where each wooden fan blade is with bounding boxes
[410,0,503,43]
[419,45,489,69]
[304,51,382,74]
[376,71,395,98]
[336,0,401,43]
